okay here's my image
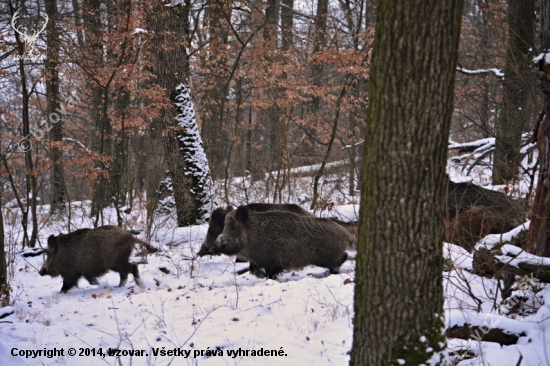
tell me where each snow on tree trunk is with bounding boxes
[171,83,212,224]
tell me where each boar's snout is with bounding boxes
[197,245,209,257]
[39,267,48,276]
[197,243,217,257]
[214,236,226,252]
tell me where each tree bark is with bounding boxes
[311,0,328,112]
[527,0,550,257]
[281,0,293,51]
[492,0,535,184]
[0,196,7,306]
[200,0,233,179]
[45,0,65,213]
[9,1,38,248]
[147,0,210,227]
[350,1,464,364]
[84,0,112,221]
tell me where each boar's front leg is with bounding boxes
[118,272,128,287]
[251,264,282,280]
[60,274,80,293]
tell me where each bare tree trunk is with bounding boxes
[71,0,84,46]
[200,0,233,179]
[147,0,211,227]
[310,81,348,210]
[83,0,111,221]
[350,0,464,364]
[281,0,294,51]
[311,0,328,111]
[492,0,535,184]
[248,0,267,177]
[527,0,550,257]
[110,0,131,226]
[9,1,38,248]
[0,195,8,306]
[46,0,66,213]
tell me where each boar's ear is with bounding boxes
[211,207,225,223]
[226,205,234,213]
[47,235,58,253]
[235,205,249,223]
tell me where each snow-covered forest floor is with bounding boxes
[1,155,549,365]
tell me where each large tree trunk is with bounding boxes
[147,0,211,227]
[527,0,550,257]
[350,1,464,364]
[9,1,38,248]
[84,0,112,221]
[311,0,328,112]
[110,0,132,226]
[46,0,65,213]
[492,0,535,184]
[200,0,233,179]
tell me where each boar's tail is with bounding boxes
[348,237,357,251]
[136,239,159,253]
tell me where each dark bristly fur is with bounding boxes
[446,206,521,252]
[197,203,314,260]
[214,206,352,279]
[445,178,523,220]
[39,225,158,293]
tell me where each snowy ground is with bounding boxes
[1,157,550,365]
[1,217,355,366]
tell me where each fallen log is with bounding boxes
[473,244,550,283]
[446,324,524,346]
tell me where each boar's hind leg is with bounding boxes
[131,264,143,287]
[85,276,99,285]
[113,262,133,287]
[60,275,80,293]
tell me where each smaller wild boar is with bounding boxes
[197,203,314,260]
[214,206,352,279]
[39,225,158,293]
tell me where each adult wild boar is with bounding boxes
[445,206,521,252]
[445,178,523,221]
[39,225,158,293]
[214,206,352,279]
[197,203,314,259]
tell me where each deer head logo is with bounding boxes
[11,9,49,60]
